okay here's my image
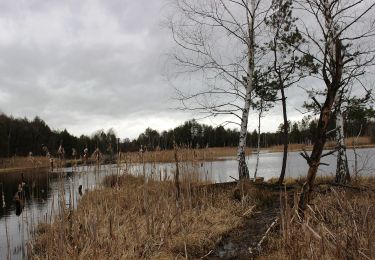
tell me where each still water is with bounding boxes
[0,148,374,259]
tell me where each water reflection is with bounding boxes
[0,165,121,260]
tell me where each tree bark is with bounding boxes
[238,89,251,179]
[278,87,288,184]
[298,89,337,216]
[238,0,256,180]
[254,105,262,181]
[335,106,350,183]
[299,0,344,216]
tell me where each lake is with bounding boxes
[1,148,374,259]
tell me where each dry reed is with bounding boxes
[260,178,375,259]
[119,147,251,164]
[31,173,256,259]
[268,136,374,153]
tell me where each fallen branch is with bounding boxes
[248,217,279,254]
[200,250,213,259]
[242,205,256,217]
[330,182,372,192]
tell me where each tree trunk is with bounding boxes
[238,90,251,179]
[298,89,337,215]
[299,0,344,216]
[278,87,288,184]
[254,106,262,181]
[353,125,362,177]
[238,0,255,180]
[335,107,350,183]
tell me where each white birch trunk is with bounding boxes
[254,107,262,181]
[335,105,350,183]
[324,1,349,183]
[238,0,256,179]
[238,84,252,179]
[353,125,362,177]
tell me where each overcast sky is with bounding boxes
[0,0,371,139]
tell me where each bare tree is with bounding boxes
[295,0,375,215]
[169,0,270,179]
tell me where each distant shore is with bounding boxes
[1,138,374,174]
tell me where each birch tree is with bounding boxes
[169,0,270,179]
[295,0,375,215]
[334,88,372,183]
[333,89,351,184]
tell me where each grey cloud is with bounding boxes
[0,0,185,138]
[0,0,372,140]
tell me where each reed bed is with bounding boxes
[0,156,50,171]
[260,178,375,259]
[119,147,251,164]
[31,173,256,259]
[268,136,374,153]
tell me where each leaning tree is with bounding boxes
[169,0,271,179]
[294,0,375,215]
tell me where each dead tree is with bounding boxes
[295,0,375,215]
[169,0,270,179]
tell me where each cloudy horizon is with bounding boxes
[0,0,360,140]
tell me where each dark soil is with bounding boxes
[205,181,284,259]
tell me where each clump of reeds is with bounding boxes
[31,171,256,259]
[268,136,374,153]
[118,146,251,164]
[0,156,50,171]
[261,178,375,259]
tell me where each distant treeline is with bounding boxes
[125,112,375,151]
[0,114,117,158]
[0,106,374,157]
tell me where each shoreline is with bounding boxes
[0,144,374,174]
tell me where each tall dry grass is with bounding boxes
[268,136,374,152]
[0,156,50,172]
[119,147,251,164]
[31,170,259,259]
[261,179,375,259]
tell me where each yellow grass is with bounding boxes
[260,178,375,259]
[268,143,306,152]
[0,156,95,174]
[268,136,374,152]
[119,147,251,164]
[31,173,257,259]
[0,156,50,173]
